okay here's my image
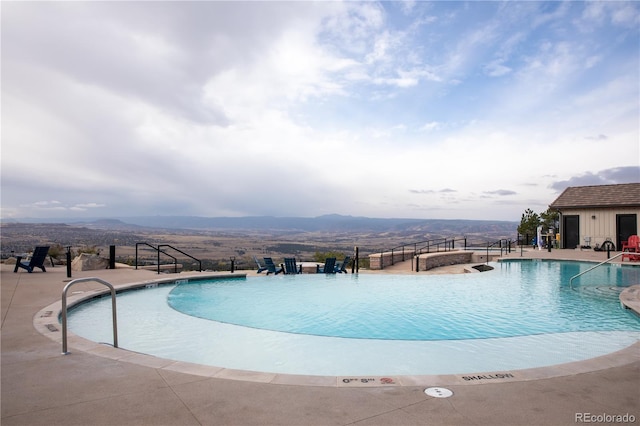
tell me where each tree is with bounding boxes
[518,208,540,242]
[540,208,559,232]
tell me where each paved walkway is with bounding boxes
[2,249,639,425]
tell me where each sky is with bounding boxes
[2,1,639,222]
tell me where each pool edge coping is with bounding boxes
[34,272,640,388]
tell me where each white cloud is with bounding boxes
[1,1,637,222]
[484,60,512,77]
[531,1,571,29]
[74,203,107,209]
[610,4,640,27]
[420,122,440,132]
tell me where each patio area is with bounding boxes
[2,248,639,425]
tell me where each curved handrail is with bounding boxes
[61,277,117,354]
[569,253,624,291]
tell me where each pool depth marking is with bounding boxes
[460,372,516,381]
[338,377,399,387]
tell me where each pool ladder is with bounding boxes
[568,253,624,291]
[61,277,118,354]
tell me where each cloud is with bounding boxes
[584,134,608,141]
[17,200,107,213]
[484,190,517,196]
[531,1,571,29]
[549,167,640,192]
[1,2,637,222]
[484,60,512,77]
[399,0,417,15]
[34,200,61,207]
[420,121,441,132]
[409,188,457,195]
[74,203,107,209]
[579,2,640,29]
[19,201,64,211]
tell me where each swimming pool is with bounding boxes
[67,260,640,376]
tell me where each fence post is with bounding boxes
[66,246,72,278]
[352,246,359,273]
[109,245,116,269]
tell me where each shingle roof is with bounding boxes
[549,183,640,209]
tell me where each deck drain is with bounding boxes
[425,387,453,398]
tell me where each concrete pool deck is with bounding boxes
[2,249,639,425]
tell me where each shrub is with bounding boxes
[313,251,346,262]
[76,245,100,256]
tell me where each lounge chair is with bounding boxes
[621,235,640,262]
[14,246,51,273]
[317,257,336,274]
[335,256,351,273]
[283,258,301,274]
[253,256,268,273]
[263,257,283,275]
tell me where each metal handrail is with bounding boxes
[484,239,510,263]
[158,244,202,272]
[379,237,467,269]
[135,242,178,274]
[61,277,117,354]
[568,253,624,291]
[414,237,458,255]
[376,236,514,270]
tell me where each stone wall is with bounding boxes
[369,250,491,271]
[416,251,473,271]
[369,249,415,270]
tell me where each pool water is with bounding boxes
[167,260,640,340]
[67,260,640,376]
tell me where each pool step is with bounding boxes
[575,285,625,301]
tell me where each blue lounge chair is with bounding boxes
[336,256,351,273]
[283,258,301,274]
[14,246,51,273]
[254,256,268,273]
[263,257,283,275]
[317,257,336,274]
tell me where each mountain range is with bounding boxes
[2,214,519,235]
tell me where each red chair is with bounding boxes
[621,235,640,262]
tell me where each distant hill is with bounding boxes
[80,219,148,231]
[2,214,518,235]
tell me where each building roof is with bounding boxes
[549,183,640,210]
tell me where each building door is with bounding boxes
[616,214,637,250]
[563,215,580,249]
